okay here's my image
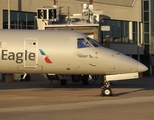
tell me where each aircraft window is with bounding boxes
[86,37,101,47]
[77,38,91,48]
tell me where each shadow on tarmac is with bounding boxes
[113,88,145,96]
[0,76,153,94]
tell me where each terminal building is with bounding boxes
[0,0,154,75]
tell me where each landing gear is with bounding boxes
[88,75,100,85]
[60,79,67,85]
[46,74,59,83]
[101,81,113,96]
[81,75,89,85]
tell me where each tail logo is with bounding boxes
[39,49,52,64]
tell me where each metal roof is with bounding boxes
[77,0,137,7]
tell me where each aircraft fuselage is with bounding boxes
[0,29,147,75]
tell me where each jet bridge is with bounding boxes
[45,24,99,42]
[36,3,103,42]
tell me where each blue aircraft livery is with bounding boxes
[39,49,52,64]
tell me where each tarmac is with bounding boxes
[0,76,154,120]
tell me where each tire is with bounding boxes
[81,75,89,85]
[101,87,112,96]
[60,79,67,85]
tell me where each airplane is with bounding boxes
[0,29,148,96]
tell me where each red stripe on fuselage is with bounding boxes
[44,57,52,63]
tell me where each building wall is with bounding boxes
[0,0,142,29]
[58,0,142,22]
[0,0,53,29]
[94,0,142,21]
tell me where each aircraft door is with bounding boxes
[24,38,38,67]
